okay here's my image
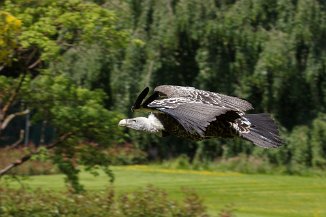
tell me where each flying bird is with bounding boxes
[118,85,282,148]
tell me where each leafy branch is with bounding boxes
[0,132,73,177]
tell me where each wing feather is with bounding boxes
[156,103,230,136]
[154,85,253,112]
[148,97,196,109]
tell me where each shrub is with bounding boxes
[161,154,275,174]
[161,154,192,170]
[0,147,58,176]
[0,186,218,217]
[215,154,275,174]
[119,186,209,217]
[105,143,147,165]
[0,143,147,177]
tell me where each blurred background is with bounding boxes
[0,0,326,217]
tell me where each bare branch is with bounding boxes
[0,132,73,177]
[28,58,41,69]
[1,109,30,130]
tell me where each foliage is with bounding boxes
[311,114,326,168]
[161,152,326,176]
[0,147,58,175]
[4,165,326,217]
[0,11,21,65]
[110,0,326,168]
[119,186,209,217]
[104,143,147,165]
[162,154,274,175]
[0,74,124,191]
[34,75,124,192]
[0,143,146,176]
[287,114,326,172]
[0,186,213,217]
[3,0,127,64]
[1,0,326,187]
[0,0,129,192]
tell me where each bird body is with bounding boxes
[119,85,282,148]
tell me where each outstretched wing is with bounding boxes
[147,98,233,136]
[131,85,249,136]
[154,85,253,112]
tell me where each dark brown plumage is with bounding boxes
[123,85,283,148]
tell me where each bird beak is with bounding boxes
[118,119,127,127]
[131,106,135,112]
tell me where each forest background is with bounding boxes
[0,0,326,191]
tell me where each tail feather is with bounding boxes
[240,113,282,148]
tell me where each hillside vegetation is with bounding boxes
[0,0,325,190]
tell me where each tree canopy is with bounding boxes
[111,0,326,170]
[0,0,128,192]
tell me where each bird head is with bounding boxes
[118,115,164,133]
[118,117,152,132]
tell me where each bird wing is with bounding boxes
[147,98,230,136]
[154,85,253,112]
[132,87,149,111]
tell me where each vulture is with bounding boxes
[118,85,282,148]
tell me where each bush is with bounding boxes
[161,154,192,170]
[0,186,218,217]
[215,155,275,174]
[118,186,208,217]
[161,154,275,174]
[0,147,58,176]
[105,143,147,165]
[0,143,147,177]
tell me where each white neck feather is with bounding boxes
[118,113,165,134]
[147,113,164,133]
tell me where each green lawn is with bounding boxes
[3,165,326,217]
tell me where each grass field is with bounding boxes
[3,165,326,217]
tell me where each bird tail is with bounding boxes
[239,113,282,148]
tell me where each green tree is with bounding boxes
[311,114,326,169]
[0,11,21,66]
[112,0,326,165]
[0,0,128,192]
[288,126,311,172]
